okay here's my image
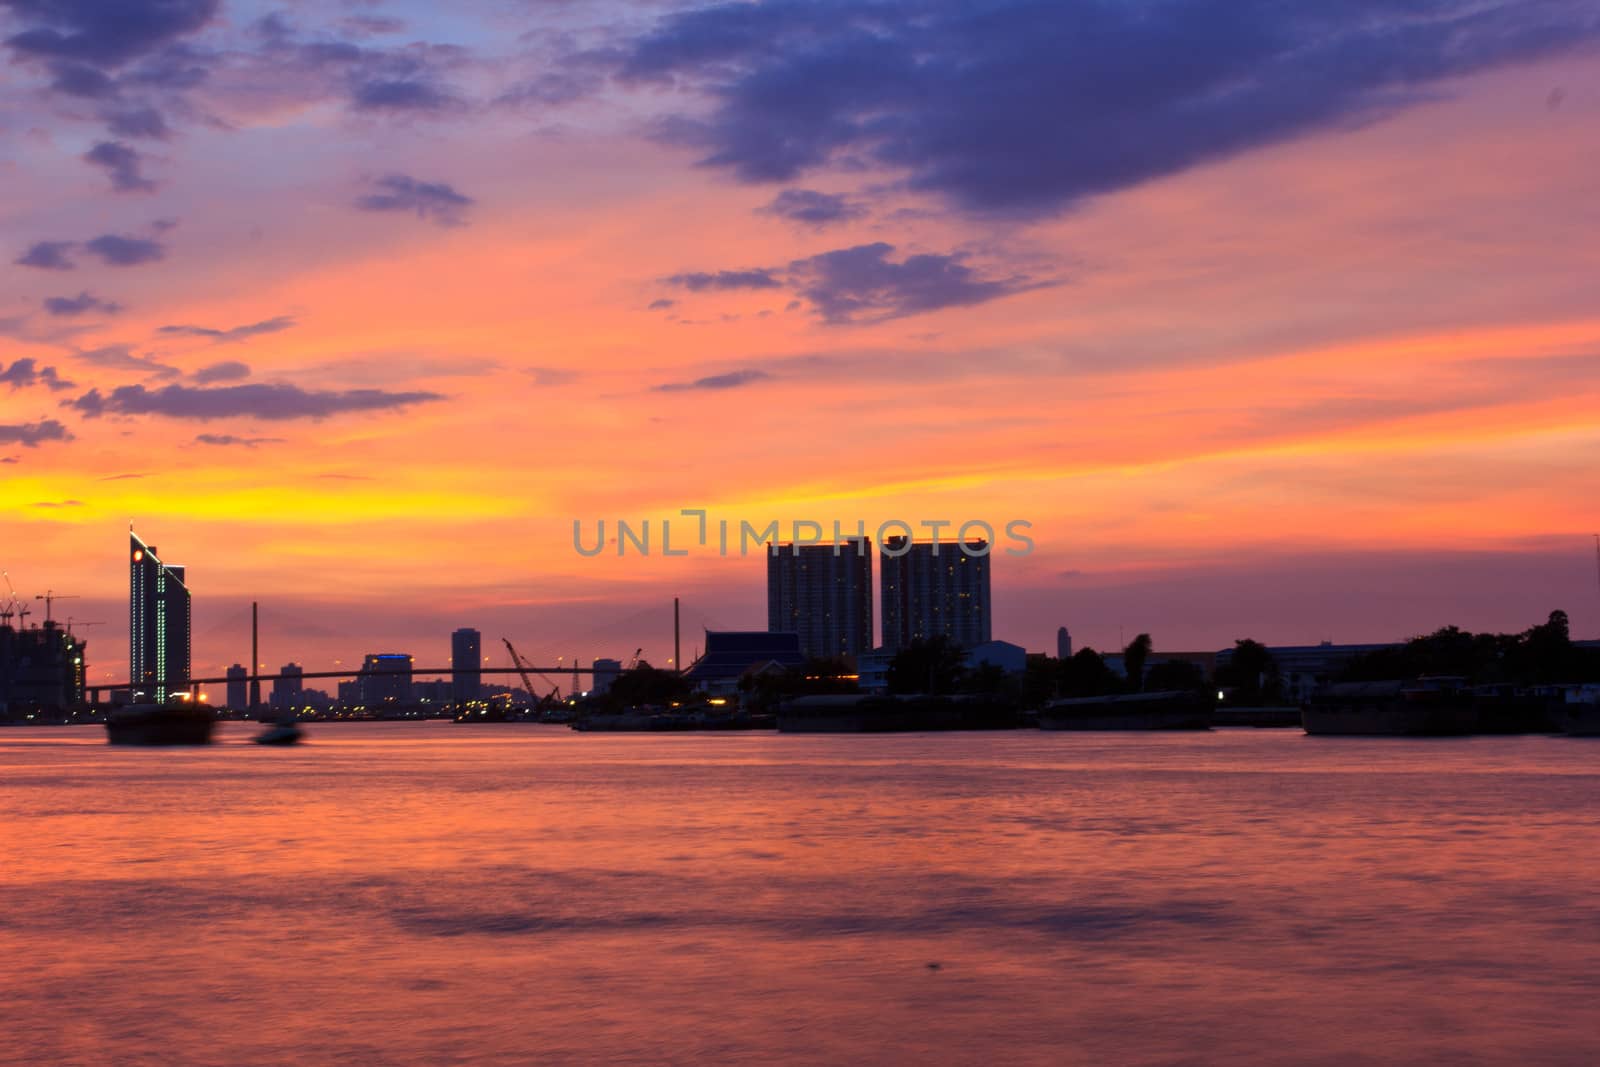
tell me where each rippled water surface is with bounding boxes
[3,723,1598,1065]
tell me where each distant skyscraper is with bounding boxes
[451,628,481,705]
[767,538,873,660]
[226,664,247,710]
[880,538,991,652]
[272,663,304,709]
[361,653,413,704]
[1057,626,1072,660]
[129,530,191,703]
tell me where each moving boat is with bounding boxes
[1038,690,1211,731]
[105,702,215,746]
[253,717,304,745]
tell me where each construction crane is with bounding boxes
[6,571,31,628]
[502,638,539,707]
[502,638,565,708]
[66,618,105,637]
[0,571,20,626]
[627,647,643,670]
[36,589,80,624]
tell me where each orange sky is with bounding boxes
[3,5,1599,689]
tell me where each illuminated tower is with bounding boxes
[129,529,192,703]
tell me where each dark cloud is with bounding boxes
[43,291,121,317]
[350,78,455,111]
[355,174,473,226]
[656,368,772,392]
[2,0,219,67]
[121,41,211,90]
[68,381,444,420]
[158,315,294,343]
[46,58,114,96]
[621,0,1600,217]
[75,343,179,379]
[190,360,250,384]
[83,233,165,266]
[83,140,155,192]
[647,298,677,311]
[16,240,77,270]
[789,242,1039,322]
[664,268,782,292]
[194,432,283,447]
[759,188,866,227]
[341,15,406,38]
[32,499,83,508]
[0,418,74,447]
[103,105,169,139]
[0,358,75,391]
[97,472,146,480]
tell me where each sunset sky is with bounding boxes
[3,0,1599,689]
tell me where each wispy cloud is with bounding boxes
[75,343,179,379]
[70,382,445,420]
[656,369,772,392]
[158,315,295,343]
[663,269,783,292]
[190,360,250,384]
[759,188,867,227]
[355,174,473,226]
[194,433,285,448]
[44,291,122,317]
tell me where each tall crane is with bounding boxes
[1,572,19,626]
[627,647,643,670]
[4,573,30,627]
[502,638,540,707]
[36,590,80,624]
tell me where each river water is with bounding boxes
[2,723,1597,1065]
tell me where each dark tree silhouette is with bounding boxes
[1057,647,1118,698]
[1216,639,1280,704]
[887,636,967,695]
[1123,633,1152,692]
[1145,659,1205,693]
[608,663,691,707]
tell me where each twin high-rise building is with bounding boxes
[880,537,991,651]
[129,530,191,703]
[766,536,993,658]
[766,539,874,660]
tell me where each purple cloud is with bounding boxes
[16,240,77,270]
[84,141,155,192]
[44,291,121,317]
[0,418,74,447]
